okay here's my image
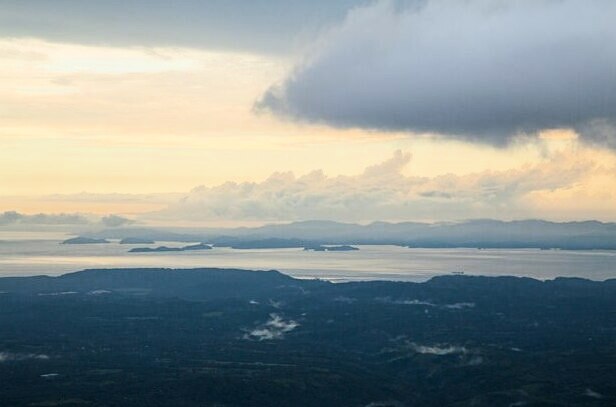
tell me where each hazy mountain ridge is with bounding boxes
[86,219,616,249]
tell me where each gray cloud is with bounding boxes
[0,0,369,54]
[258,0,616,147]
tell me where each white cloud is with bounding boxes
[37,292,78,297]
[151,148,611,223]
[258,0,616,148]
[410,343,467,355]
[244,313,299,341]
[443,302,475,310]
[584,388,603,399]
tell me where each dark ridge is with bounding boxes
[0,268,303,301]
[61,237,109,245]
[1,268,614,304]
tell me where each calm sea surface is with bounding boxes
[1,235,615,282]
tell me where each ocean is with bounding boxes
[1,235,615,282]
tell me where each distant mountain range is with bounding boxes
[84,219,616,250]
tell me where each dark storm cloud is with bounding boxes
[258,0,616,148]
[0,0,371,54]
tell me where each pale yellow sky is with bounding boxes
[1,38,615,220]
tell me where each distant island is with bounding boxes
[129,243,212,253]
[61,237,110,245]
[119,237,155,244]
[304,245,359,251]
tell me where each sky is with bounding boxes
[1,0,615,226]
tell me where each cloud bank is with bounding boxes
[153,149,607,223]
[258,0,616,148]
[0,211,133,228]
[0,211,89,226]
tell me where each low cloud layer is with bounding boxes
[0,211,132,228]
[258,0,616,148]
[377,297,475,310]
[0,352,49,362]
[244,314,299,341]
[153,149,610,223]
[410,343,467,356]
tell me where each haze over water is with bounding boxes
[1,237,615,282]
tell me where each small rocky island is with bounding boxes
[61,237,110,245]
[304,245,359,251]
[129,243,212,253]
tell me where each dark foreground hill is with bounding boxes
[1,268,615,406]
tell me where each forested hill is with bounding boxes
[1,268,615,406]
